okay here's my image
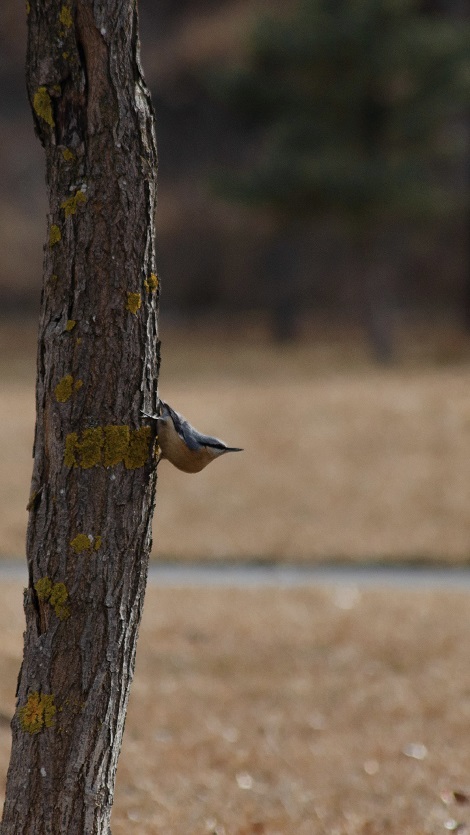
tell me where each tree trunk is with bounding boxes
[1,1,159,832]
[265,224,301,343]
[357,233,395,364]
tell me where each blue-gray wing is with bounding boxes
[160,401,203,451]
[160,400,228,450]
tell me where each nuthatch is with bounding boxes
[143,400,243,473]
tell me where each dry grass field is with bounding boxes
[2,320,470,831]
[1,582,470,833]
[1,316,470,563]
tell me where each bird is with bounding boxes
[142,400,243,473]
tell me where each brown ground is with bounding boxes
[1,582,470,834]
[2,317,470,562]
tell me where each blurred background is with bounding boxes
[0,0,470,563]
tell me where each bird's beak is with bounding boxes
[224,447,243,453]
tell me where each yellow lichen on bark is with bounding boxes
[103,425,130,467]
[126,292,141,314]
[33,87,55,127]
[34,577,70,620]
[19,692,56,734]
[70,534,92,553]
[61,189,87,218]
[144,273,158,292]
[76,427,104,468]
[65,425,152,469]
[59,5,73,27]
[64,432,78,466]
[34,576,53,601]
[55,374,74,402]
[125,427,152,469]
[49,582,70,620]
[49,225,61,246]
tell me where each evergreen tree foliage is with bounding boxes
[211,0,470,228]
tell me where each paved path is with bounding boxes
[1,560,470,588]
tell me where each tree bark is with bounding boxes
[1,1,159,832]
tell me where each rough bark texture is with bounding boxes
[1,1,159,832]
